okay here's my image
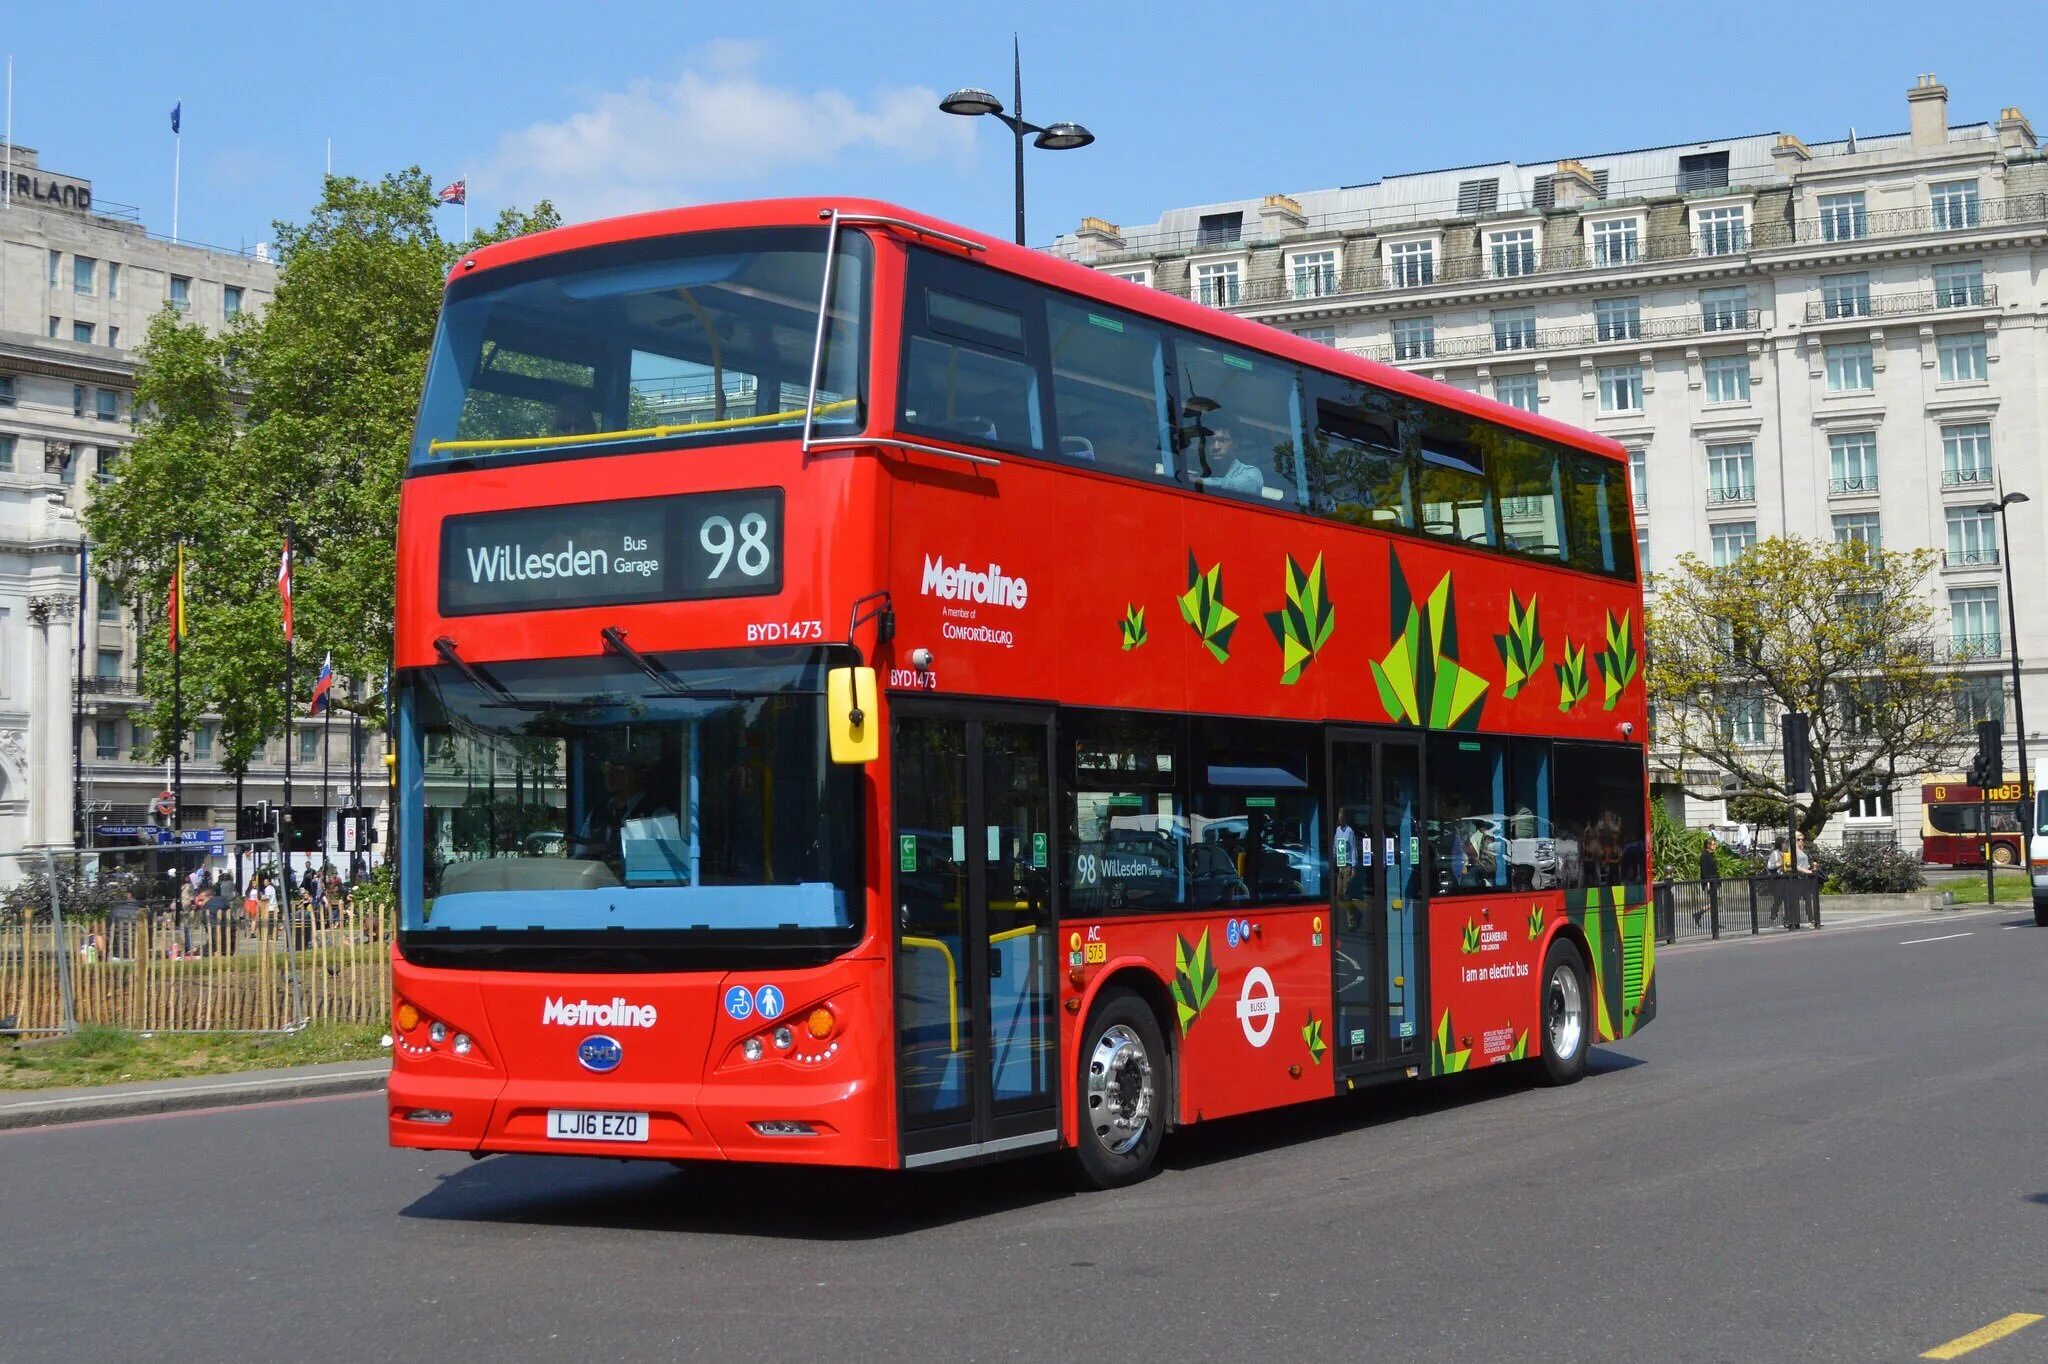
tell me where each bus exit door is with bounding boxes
[1329,734,1425,1072]
[891,704,1061,1166]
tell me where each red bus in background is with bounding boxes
[1920,777,2029,867]
[387,198,1654,1187]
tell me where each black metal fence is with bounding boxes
[1653,876,1820,945]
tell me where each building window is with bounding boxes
[96,389,118,422]
[1824,342,1874,392]
[1933,261,1985,308]
[1488,228,1536,278]
[169,276,192,313]
[1391,316,1435,361]
[1946,507,1998,566]
[1827,431,1878,493]
[1941,423,1993,486]
[1590,218,1639,265]
[1702,354,1750,404]
[73,322,94,345]
[95,719,120,760]
[1847,787,1894,821]
[1930,179,1980,230]
[107,262,120,299]
[1955,675,2005,725]
[1817,192,1867,242]
[47,250,61,287]
[1192,260,1241,307]
[1706,442,1755,504]
[1937,331,1988,383]
[194,725,215,761]
[0,435,13,472]
[1678,151,1731,194]
[299,729,321,764]
[95,448,119,484]
[107,326,119,349]
[1296,326,1336,346]
[1493,373,1540,412]
[1721,692,1766,745]
[47,316,59,339]
[1491,306,1536,351]
[1595,296,1641,342]
[1833,511,1881,548]
[1289,251,1337,300]
[1635,523,1650,568]
[1597,364,1643,413]
[73,256,96,296]
[1695,205,1747,256]
[0,375,13,407]
[1820,272,1870,319]
[1103,268,1150,287]
[1950,586,2000,657]
[1711,520,1757,566]
[96,648,122,679]
[1195,212,1243,249]
[97,586,120,621]
[1700,285,1748,332]
[72,385,86,418]
[1387,239,1435,288]
[223,285,245,319]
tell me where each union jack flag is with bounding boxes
[437,179,466,206]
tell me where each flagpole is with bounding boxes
[171,539,184,833]
[170,100,182,244]
[5,55,13,211]
[281,522,294,877]
[462,171,469,241]
[321,675,332,872]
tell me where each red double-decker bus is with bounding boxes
[388,199,1655,1186]
[1920,776,2029,867]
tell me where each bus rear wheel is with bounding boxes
[1991,843,2017,867]
[1536,941,1591,1087]
[1073,989,1166,1189]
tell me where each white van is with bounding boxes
[2030,762,2048,927]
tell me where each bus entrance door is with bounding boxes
[891,705,1061,1167]
[1330,735,1425,1074]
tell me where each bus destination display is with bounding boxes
[439,489,783,615]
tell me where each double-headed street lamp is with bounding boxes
[1977,487,2031,806]
[940,37,1094,246]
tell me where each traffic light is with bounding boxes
[1969,720,2004,790]
[1782,712,1813,796]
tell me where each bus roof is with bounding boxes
[450,196,1626,463]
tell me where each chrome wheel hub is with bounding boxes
[1547,963,1585,1061]
[1086,1024,1154,1156]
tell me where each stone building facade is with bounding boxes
[1053,76,2046,849]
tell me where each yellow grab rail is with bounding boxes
[426,398,857,454]
[899,935,960,1053]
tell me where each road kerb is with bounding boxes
[0,1062,389,1132]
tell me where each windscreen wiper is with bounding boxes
[601,627,746,699]
[433,636,531,708]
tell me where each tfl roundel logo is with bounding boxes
[577,1035,623,1073]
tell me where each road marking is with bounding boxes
[1921,1312,2043,1359]
[1899,932,1974,945]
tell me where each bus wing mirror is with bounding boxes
[827,666,879,765]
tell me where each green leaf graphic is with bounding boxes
[1177,553,1239,663]
[1554,639,1590,713]
[1369,548,1489,730]
[1169,929,1220,1035]
[1596,609,1641,711]
[1527,904,1546,941]
[1301,1013,1328,1065]
[1507,1030,1530,1061]
[1264,552,1336,685]
[1119,603,1148,651]
[1432,1008,1471,1075]
[1492,591,1546,700]
[1460,918,1482,955]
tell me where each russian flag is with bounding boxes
[308,652,334,716]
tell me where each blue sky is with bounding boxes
[10,0,2046,252]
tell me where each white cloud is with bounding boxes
[482,43,977,221]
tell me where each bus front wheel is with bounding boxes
[1073,989,1166,1189]
[1992,843,2017,867]
[1536,941,1591,1087]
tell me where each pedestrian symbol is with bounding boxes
[754,984,784,1020]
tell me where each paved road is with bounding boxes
[5,908,2043,1362]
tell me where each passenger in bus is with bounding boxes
[550,398,596,438]
[1193,426,1269,497]
[572,746,676,868]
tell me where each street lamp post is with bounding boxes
[939,36,1094,246]
[1978,488,2031,828]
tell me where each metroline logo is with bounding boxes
[920,554,1029,609]
[541,996,658,1028]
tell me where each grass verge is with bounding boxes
[0,1022,386,1091]
[1938,870,2032,905]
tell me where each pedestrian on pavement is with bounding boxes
[1695,835,1721,927]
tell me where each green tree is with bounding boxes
[83,169,557,762]
[1646,537,1971,842]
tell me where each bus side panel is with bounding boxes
[1063,907,1336,1125]
[1425,891,1559,1072]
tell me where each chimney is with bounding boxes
[1771,134,1811,173]
[1259,194,1308,236]
[1071,215,1124,264]
[1998,106,2037,153]
[1550,160,1598,209]
[1907,74,1950,149]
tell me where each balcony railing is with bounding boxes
[1951,633,2003,660]
[1706,483,1757,506]
[1942,468,1995,488]
[1943,547,2001,568]
[1358,309,1761,365]
[1828,474,1879,496]
[80,675,141,695]
[1088,190,2048,306]
[1804,283,1998,324]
